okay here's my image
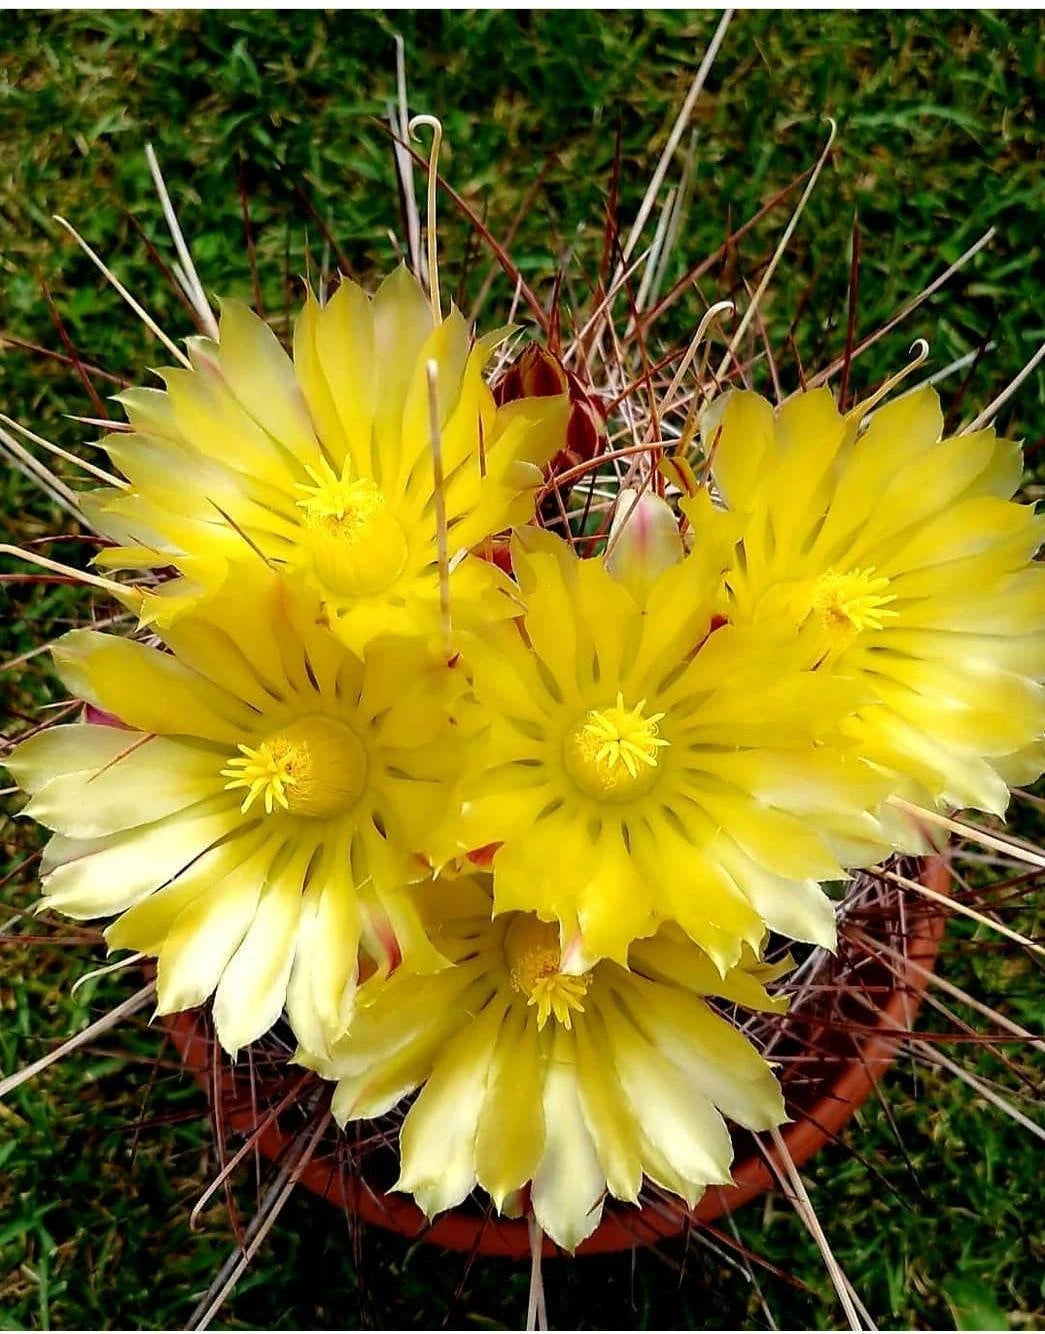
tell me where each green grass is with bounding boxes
[1,10,1043,1330]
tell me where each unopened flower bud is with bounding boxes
[605,487,684,602]
[493,344,605,479]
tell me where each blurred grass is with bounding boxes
[0,9,1043,1330]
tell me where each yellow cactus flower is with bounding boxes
[444,527,893,972]
[711,385,1045,815]
[83,268,569,651]
[5,569,466,1057]
[301,875,789,1252]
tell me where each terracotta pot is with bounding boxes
[164,858,948,1259]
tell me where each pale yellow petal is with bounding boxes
[530,1027,606,1251]
[474,1006,546,1210]
[313,280,377,473]
[39,805,245,919]
[285,829,361,1056]
[696,789,843,882]
[573,1014,643,1203]
[847,430,1000,563]
[292,288,353,466]
[601,1001,733,1205]
[395,995,509,1217]
[6,723,142,795]
[115,385,184,440]
[576,830,659,967]
[106,828,270,953]
[24,735,221,839]
[154,837,277,1016]
[770,387,849,557]
[630,928,789,1013]
[212,842,311,1054]
[624,974,786,1131]
[371,266,438,481]
[164,347,298,487]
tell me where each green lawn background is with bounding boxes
[1,10,1042,1330]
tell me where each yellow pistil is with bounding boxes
[221,716,366,819]
[295,462,385,540]
[809,567,899,645]
[503,915,590,1031]
[564,692,668,801]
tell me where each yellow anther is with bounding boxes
[810,567,899,644]
[295,461,386,540]
[222,737,296,815]
[221,716,366,819]
[564,692,668,801]
[293,460,408,598]
[503,915,590,1031]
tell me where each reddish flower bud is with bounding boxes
[492,344,605,480]
[486,539,513,576]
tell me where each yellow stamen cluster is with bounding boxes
[564,692,668,801]
[293,459,409,599]
[810,567,898,643]
[296,463,386,541]
[503,915,590,1031]
[221,716,367,819]
[222,737,298,814]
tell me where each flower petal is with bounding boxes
[39,805,245,919]
[285,829,361,1057]
[573,1014,643,1203]
[52,631,254,745]
[154,837,278,1016]
[216,298,318,464]
[23,734,221,839]
[601,998,733,1205]
[625,974,786,1131]
[475,1007,546,1210]
[212,842,311,1054]
[530,1027,606,1251]
[396,994,510,1217]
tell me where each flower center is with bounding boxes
[563,692,668,802]
[296,466,385,536]
[808,566,898,646]
[503,915,590,1031]
[294,461,408,597]
[221,716,366,818]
